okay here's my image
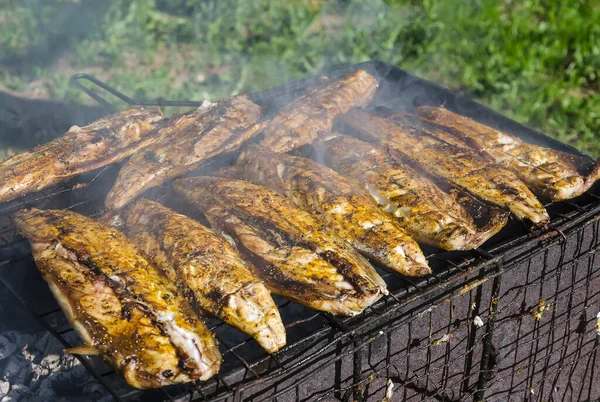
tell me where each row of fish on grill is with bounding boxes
[2,69,599,388]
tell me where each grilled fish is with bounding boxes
[417,106,600,201]
[259,69,378,153]
[0,108,164,203]
[226,146,430,276]
[119,199,285,353]
[12,208,221,388]
[342,109,549,226]
[319,134,508,250]
[105,95,264,210]
[173,177,387,316]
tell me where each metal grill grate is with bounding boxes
[0,61,599,401]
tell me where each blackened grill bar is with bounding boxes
[0,61,598,401]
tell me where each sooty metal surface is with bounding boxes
[0,61,598,401]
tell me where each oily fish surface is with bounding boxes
[259,69,378,153]
[12,208,221,388]
[105,95,264,210]
[342,109,549,226]
[229,146,430,276]
[122,199,285,353]
[0,108,164,203]
[417,106,600,201]
[173,176,387,316]
[319,134,508,250]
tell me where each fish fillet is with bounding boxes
[119,199,285,353]
[12,208,221,388]
[0,108,164,203]
[173,177,387,316]
[342,109,549,226]
[319,134,508,250]
[105,95,264,210]
[226,146,430,276]
[417,106,600,201]
[260,69,378,153]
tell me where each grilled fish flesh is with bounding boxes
[12,208,221,388]
[173,177,387,316]
[226,146,430,276]
[118,199,285,353]
[417,106,600,201]
[260,69,378,153]
[319,134,508,250]
[105,95,264,210]
[342,109,549,226]
[0,108,164,203]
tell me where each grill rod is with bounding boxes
[0,260,125,402]
[69,73,206,111]
[46,67,599,401]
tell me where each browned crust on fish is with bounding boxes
[173,176,387,316]
[12,208,221,387]
[342,109,549,226]
[0,108,164,203]
[105,96,263,210]
[259,69,378,153]
[226,145,431,276]
[417,106,600,201]
[121,199,286,353]
[319,134,508,250]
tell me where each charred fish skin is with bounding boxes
[319,134,507,250]
[22,241,195,389]
[417,106,600,201]
[173,177,387,316]
[342,109,550,226]
[12,208,222,384]
[104,107,214,211]
[441,181,509,247]
[105,95,263,210]
[383,110,499,162]
[122,199,286,354]
[0,108,164,203]
[228,146,431,277]
[259,69,378,153]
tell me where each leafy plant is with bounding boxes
[0,0,598,154]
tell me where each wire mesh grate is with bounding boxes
[0,61,598,401]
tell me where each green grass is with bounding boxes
[1,0,599,155]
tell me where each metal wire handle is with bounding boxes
[69,73,206,110]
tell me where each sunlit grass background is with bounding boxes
[1,0,599,155]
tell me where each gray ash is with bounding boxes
[0,330,111,402]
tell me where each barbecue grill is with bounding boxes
[0,61,598,401]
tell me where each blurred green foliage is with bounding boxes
[0,0,598,155]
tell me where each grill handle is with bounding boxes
[69,73,206,111]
